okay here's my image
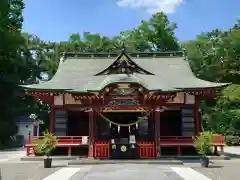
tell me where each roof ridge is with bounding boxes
[61,51,184,59]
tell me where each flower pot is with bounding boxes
[44,158,52,168]
[200,157,209,168]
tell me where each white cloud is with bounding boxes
[116,0,184,14]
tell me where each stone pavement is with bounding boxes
[0,163,215,180]
[1,146,240,180]
[194,159,240,180]
[224,146,240,155]
[0,148,25,163]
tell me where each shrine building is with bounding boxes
[23,51,227,159]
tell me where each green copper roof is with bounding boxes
[21,52,229,92]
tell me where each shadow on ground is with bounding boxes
[223,152,240,159]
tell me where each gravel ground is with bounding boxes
[0,162,61,180]
[1,159,240,180]
[0,163,185,180]
[193,159,240,180]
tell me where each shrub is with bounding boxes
[224,135,240,146]
[33,130,57,157]
[194,131,213,156]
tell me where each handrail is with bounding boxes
[159,135,223,144]
[160,136,192,139]
[30,136,89,145]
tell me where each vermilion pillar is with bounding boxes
[49,103,55,133]
[88,109,94,158]
[155,106,161,157]
[195,101,200,135]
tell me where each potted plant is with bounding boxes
[194,131,213,168]
[34,130,57,168]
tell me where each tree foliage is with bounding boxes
[1,2,240,141]
[0,0,29,139]
[183,22,240,135]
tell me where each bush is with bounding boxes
[224,135,240,146]
[34,130,57,157]
[0,135,24,150]
[33,146,45,156]
[194,131,214,156]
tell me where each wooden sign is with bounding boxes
[107,99,140,107]
[82,136,88,145]
[64,93,82,105]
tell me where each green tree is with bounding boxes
[0,0,27,140]
[183,21,240,134]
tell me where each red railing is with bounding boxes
[94,140,109,159]
[25,135,224,157]
[25,136,89,156]
[30,136,90,145]
[160,136,193,146]
[137,141,155,158]
[159,135,224,146]
[212,135,224,145]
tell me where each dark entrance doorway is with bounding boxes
[67,111,89,136]
[104,112,140,138]
[159,109,182,156]
[97,112,143,159]
[67,110,89,156]
[160,110,182,136]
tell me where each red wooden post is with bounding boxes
[155,106,161,158]
[68,146,72,156]
[26,131,31,156]
[49,95,54,133]
[88,109,94,158]
[177,146,181,155]
[195,100,200,135]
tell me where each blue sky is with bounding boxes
[23,0,240,42]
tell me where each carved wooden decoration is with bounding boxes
[64,93,82,105]
[54,95,63,105]
[167,92,185,104]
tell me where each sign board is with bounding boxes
[82,136,88,145]
[129,135,136,144]
[107,99,140,107]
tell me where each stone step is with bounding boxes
[160,155,230,160]
[68,159,183,165]
[21,156,80,161]
[21,155,230,162]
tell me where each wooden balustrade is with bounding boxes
[31,136,89,145]
[160,136,193,146]
[159,135,224,145]
[25,136,90,156]
[94,140,109,159]
[137,141,155,158]
[25,135,224,157]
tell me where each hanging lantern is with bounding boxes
[129,126,131,133]
[136,123,138,129]
[118,126,120,133]
[109,122,111,128]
